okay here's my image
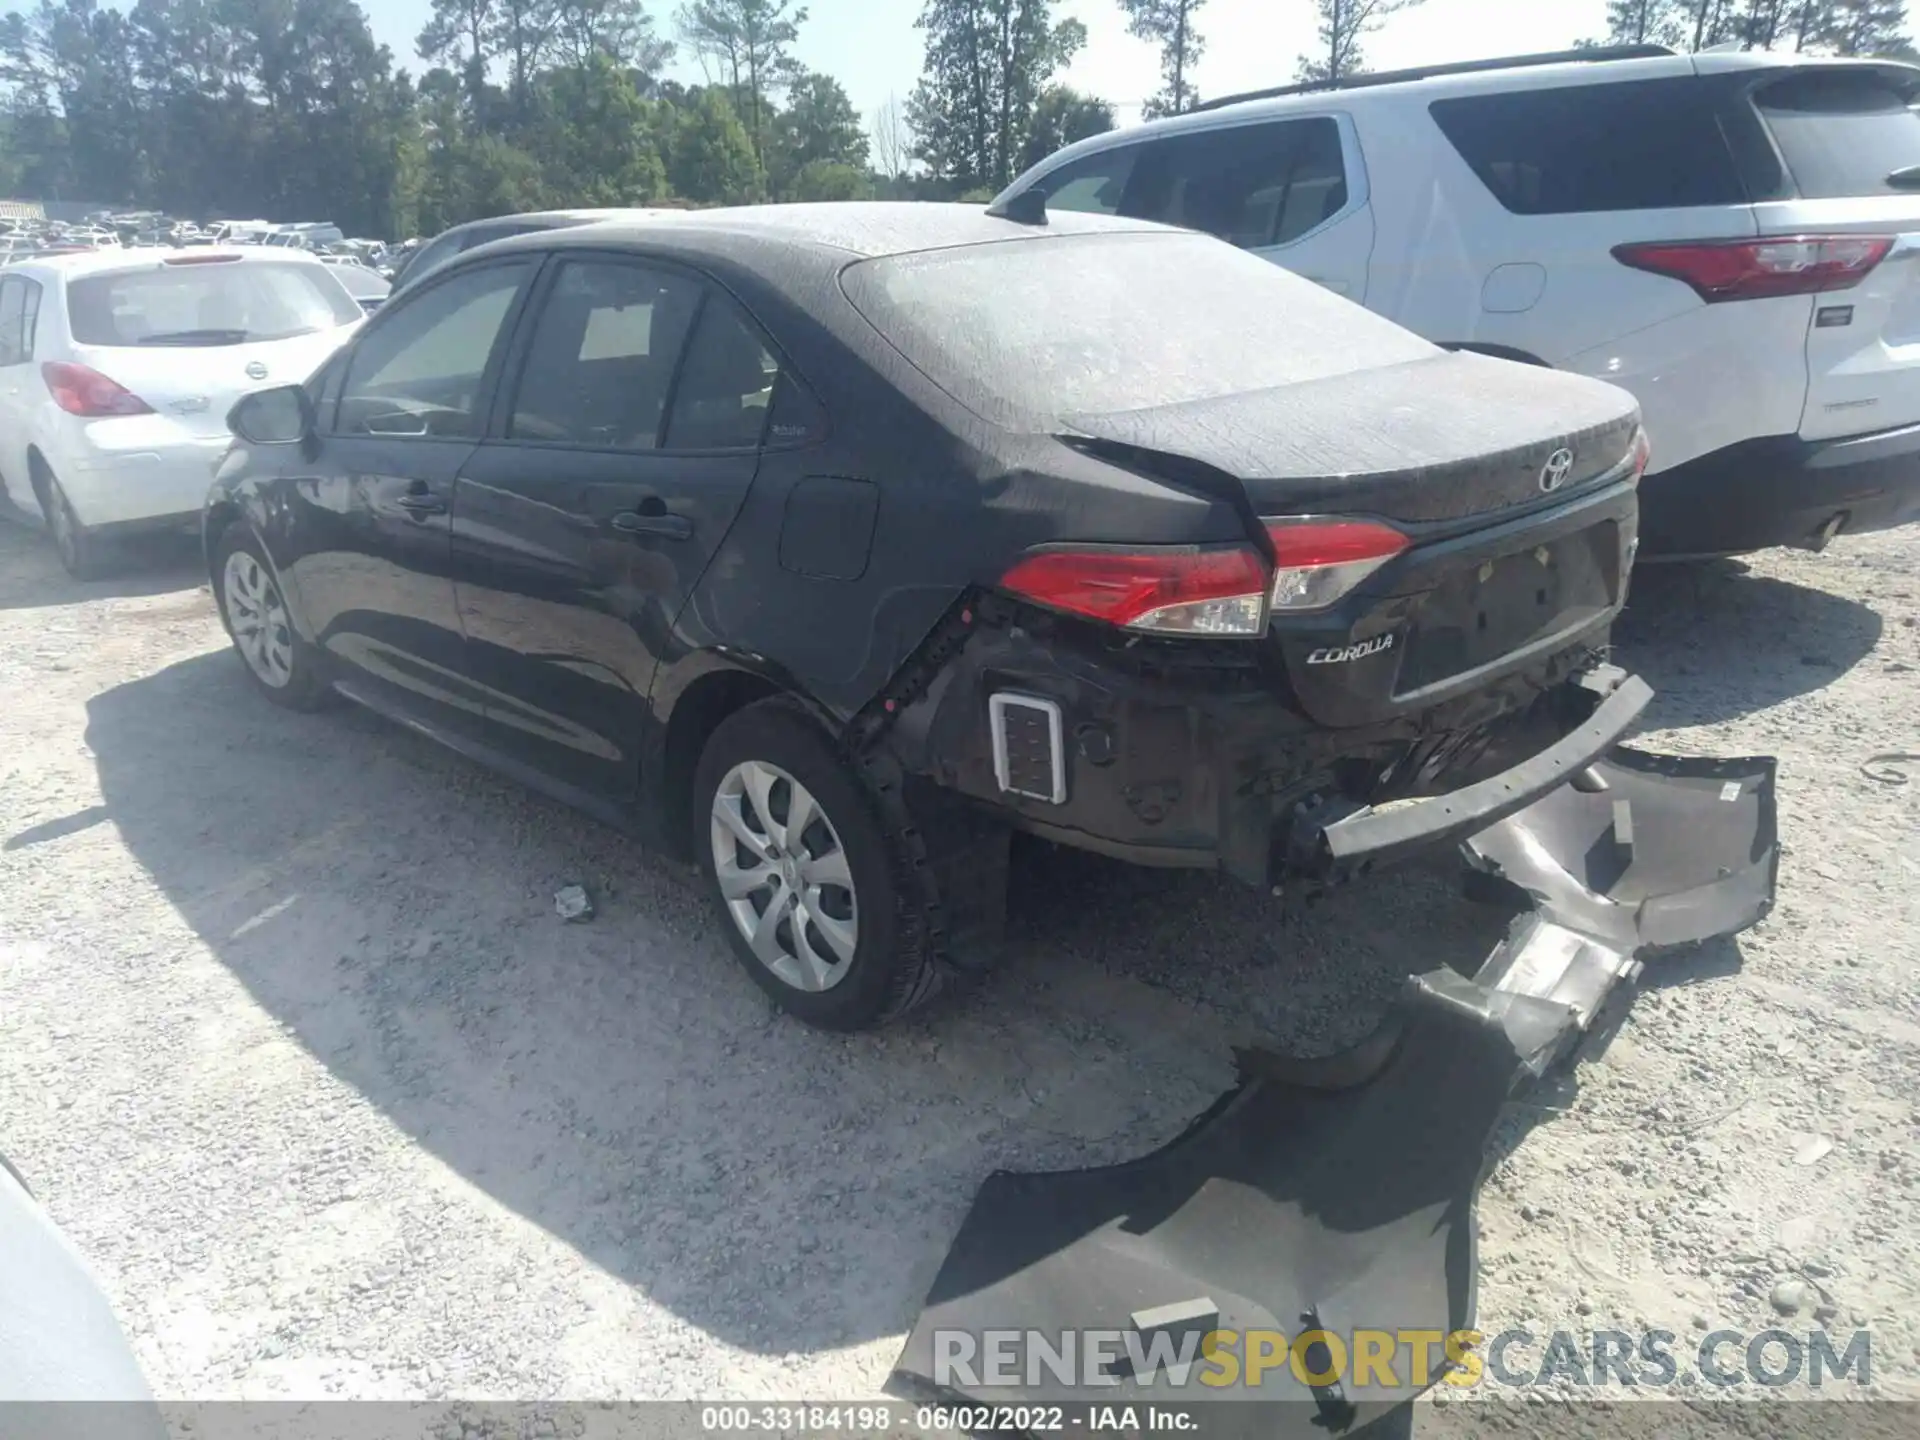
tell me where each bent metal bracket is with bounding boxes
[889,708,1779,1437]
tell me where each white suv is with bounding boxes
[996,45,1920,557]
[0,249,364,577]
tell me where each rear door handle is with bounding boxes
[396,491,447,516]
[612,510,693,541]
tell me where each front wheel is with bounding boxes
[694,699,943,1030]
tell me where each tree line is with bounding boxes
[0,0,1912,242]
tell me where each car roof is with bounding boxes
[487,201,1167,264]
[1010,48,1920,188]
[9,247,331,282]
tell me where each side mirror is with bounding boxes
[228,384,314,445]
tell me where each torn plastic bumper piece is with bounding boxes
[890,748,1778,1433]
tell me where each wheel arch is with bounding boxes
[644,651,844,861]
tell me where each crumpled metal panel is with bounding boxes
[890,745,1781,1434]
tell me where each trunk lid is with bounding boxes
[1062,354,1642,730]
[1748,64,1920,441]
[1061,351,1643,525]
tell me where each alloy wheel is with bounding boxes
[223,549,295,689]
[709,759,860,993]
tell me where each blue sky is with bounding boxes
[354,0,1615,126]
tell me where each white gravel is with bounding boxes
[0,519,1914,1407]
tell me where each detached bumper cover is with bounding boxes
[892,746,1778,1433]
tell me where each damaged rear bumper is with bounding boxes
[891,743,1778,1431]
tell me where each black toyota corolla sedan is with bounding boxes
[205,202,1652,1030]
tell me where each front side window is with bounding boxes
[663,294,782,451]
[507,260,701,449]
[335,261,530,438]
[1130,118,1350,249]
[1030,146,1141,216]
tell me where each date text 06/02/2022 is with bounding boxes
[698,1405,1193,1433]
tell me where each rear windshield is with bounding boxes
[1754,70,1920,199]
[839,230,1436,428]
[1429,78,1747,214]
[67,260,362,346]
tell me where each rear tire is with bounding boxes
[32,464,110,580]
[213,521,331,711]
[693,698,943,1030]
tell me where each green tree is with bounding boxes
[553,0,675,71]
[417,0,496,118]
[533,53,669,202]
[1016,83,1111,172]
[786,158,872,200]
[908,0,1086,192]
[1116,0,1204,117]
[1820,0,1916,54]
[1295,0,1425,83]
[767,67,867,196]
[668,83,762,202]
[675,0,805,167]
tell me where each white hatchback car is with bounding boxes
[0,248,363,576]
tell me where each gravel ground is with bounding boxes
[0,517,1915,1410]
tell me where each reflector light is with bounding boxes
[998,545,1271,636]
[1613,236,1892,302]
[42,362,154,418]
[1263,519,1409,612]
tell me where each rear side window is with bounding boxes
[1430,78,1746,214]
[0,276,31,365]
[662,295,782,451]
[1755,70,1920,199]
[1130,118,1350,248]
[65,261,363,346]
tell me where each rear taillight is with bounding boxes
[1613,235,1892,302]
[42,362,154,418]
[997,544,1271,636]
[1264,519,1409,612]
[1630,426,1651,479]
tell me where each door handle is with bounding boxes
[395,491,446,517]
[611,509,693,541]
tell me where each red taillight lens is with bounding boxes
[1613,235,1892,302]
[1630,426,1651,479]
[998,545,1272,636]
[1264,519,1409,611]
[162,252,244,265]
[41,361,154,418]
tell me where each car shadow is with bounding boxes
[84,649,1527,1360]
[0,515,204,609]
[1613,559,1882,727]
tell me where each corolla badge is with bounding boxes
[245,361,269,380]
[1539,447,1576,493]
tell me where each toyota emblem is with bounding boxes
[1539,447,1575,493]
[245,361,269,380]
